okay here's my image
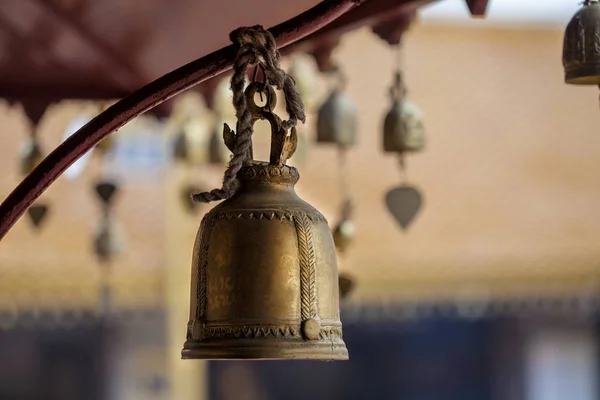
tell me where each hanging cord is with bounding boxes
[193,25,306,203]
[392,43,409,183]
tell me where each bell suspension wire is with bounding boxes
[391,44,406,101]
[398,153,409,184]
[193,25,306,203]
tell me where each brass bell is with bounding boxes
[316,89,357,148]
[383,99,425,153]
[563,0,600,85]
[182,82,348,360]
[383,72,425,154]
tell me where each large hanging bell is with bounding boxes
[563,0,600,85]
[182,83,348,360]
[316,89,357,148]
[383,99,425,153]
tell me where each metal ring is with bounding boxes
[245,82,277,117]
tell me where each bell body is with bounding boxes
[182,162,348,360]
[383,99,425,153]
[316,90,357,148]
[563,1,600,85]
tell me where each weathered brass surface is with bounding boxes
[182,83,348,360]
[563,0,600,85]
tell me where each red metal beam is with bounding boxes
[0,10,131,98]
[0,79,131,101]
[30,0,145,89]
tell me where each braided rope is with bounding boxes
[193,25,306,203]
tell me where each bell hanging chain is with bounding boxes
[193,26,306,203]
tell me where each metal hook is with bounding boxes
[252,63,269,104]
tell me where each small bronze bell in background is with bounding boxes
[332,199,355,254]
[289,55,319,113]
[563,0,600,85]
[316,68,357,148]
[332,199,356,302]
[173,129,191,162]
[338,272,355,301]
[20,139,43,176]
[96,136,115,155]
[26,203,49,229]
[182,83,348,360]
[93,181,124,263]
[383,72,425,154]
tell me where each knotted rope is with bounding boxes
[193,25,306,203]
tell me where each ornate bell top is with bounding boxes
[563,0,600,85]
[236,161,300,187]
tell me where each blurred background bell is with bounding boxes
[20,139,43,176]
[383,99,425,154]
[93,218,125,264]
[316,89,357,148]
[333,218,355,254]
[26,202,49,229]
[563,0,600,85]
[338,272,355,301]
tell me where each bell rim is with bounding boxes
[565,64,600,85]
[181,339,349,361]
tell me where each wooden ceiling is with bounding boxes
[0,0,488,105]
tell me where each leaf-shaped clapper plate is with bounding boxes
[385,184,423,231]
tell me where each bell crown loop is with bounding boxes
[193,25,305,204]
